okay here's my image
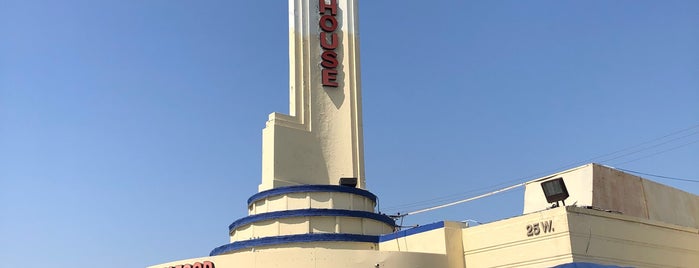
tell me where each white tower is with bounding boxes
[151,1,465,267]
[260,0,366,191]
[209,0,395,256]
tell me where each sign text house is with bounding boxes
[319,0,339,87]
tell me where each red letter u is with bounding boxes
[320,32,338,50]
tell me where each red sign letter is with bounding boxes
[320,32,338,50]
[322,69,339,87]
[321,51,339,68]
[319,15,338,32]
[319,0,337,15]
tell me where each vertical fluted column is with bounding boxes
[260,0,365,191]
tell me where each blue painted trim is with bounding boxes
[209,233,379,256]
[553,262,634,268]
[247,185,377,205]
[229,209,395,232]
[379,221,445,242]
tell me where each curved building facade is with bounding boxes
[212,185,395,255]
[149,1,699,267]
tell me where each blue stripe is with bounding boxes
[209,233,379,256]
[379,221,445,242]
[553,262,634,268]
[247,185,378,205]
[229,209,396,232]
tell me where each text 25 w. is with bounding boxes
[526,220,554,237]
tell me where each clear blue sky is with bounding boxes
[1,1,697,267]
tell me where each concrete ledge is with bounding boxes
[229,209,395,232]
[247,185,378,205]
[379,222,445,242]
[210,234,380,256]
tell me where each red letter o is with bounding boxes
[319,15,337,32]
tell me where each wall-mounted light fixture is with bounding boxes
[541,177,569,207]
[339,177,357,188]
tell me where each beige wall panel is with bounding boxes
[379,223,467,268]
[642,179,699,229]
[443,222,466,268]
[251,192,374,214]
[232,225,253,243]
[311,216,336,233]
[266,195,286,212]
[359,219,394,236]
[591,165,648,218]
[310,192,333,209]
[257,200,267,214]
[255,199,268,214]
[232,216,392,243]
[286,192,309,210]
[259,125,276,191]
[567,207,699,268]
[150,248,448,268]
[273,241,377,251]
[463,208,573,268]
[261,125,326,190]
[363,218,382,235]
[209,241,382,256]
[232,221,277,242]
[230,230,238,243]
[380,228,447,254]
[252,220,278,238]
[352,194,365,210]
[339,217,363,234]
[332,192,352,210]
[279,216,309,235]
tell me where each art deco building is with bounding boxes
[149,1,699,267]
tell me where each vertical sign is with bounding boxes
[319,0,339,87]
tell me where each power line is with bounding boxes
[599,131,699,164]
[404,182,525,216]
[610,139,699,166]
[382,122,699,214]
[612,167,699,183]
[534,124,699,177]
[381,180,523,212]
[397,165,589,216]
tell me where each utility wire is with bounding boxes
[399,159,699,217]
[525,125,699,179]
[404,183,525,216]
[384,122,699,214]
[381,181,521,211]
[399,165,590,216]
[598,131,699,164]
[399,159,699,218]
[383,164,567,212]
[610,139,699,166]
[611,167,699,183]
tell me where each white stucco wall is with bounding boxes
[524,163,699,229]
[523,164,594,213]
[149,248,447,268]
